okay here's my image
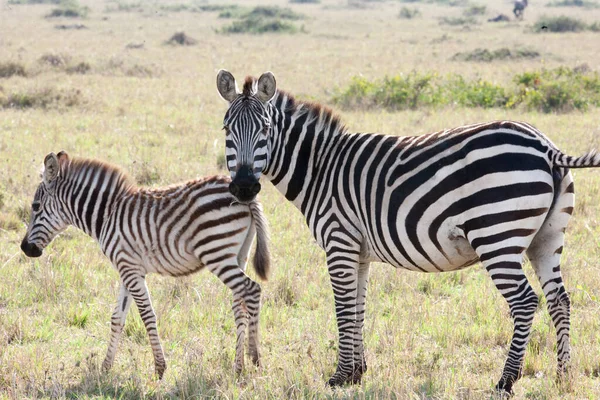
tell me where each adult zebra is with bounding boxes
[216,70,600,393]
[21,151,270,378]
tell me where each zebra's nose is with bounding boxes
[20,238,42,258]
[230,165,261,202]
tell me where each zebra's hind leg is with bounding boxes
[122,273,166,379]
[527,170,574,380]
[345,261,370,385]
[482,254,539,394]
[102,282,132,372]
[207,257,260,373]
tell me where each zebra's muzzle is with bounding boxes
[21,238,43,258]
[230,165,261,202]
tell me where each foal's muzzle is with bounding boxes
[21,238,43,258]
[230,165,261,202]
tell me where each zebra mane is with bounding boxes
[62,157,136,193]
[275,89,347,135]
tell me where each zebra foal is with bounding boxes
[216,70,600,393]
[20,151,270,378]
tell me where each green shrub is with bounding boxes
[533,15,587,32]
[547,0,599,8]
[46,0,89,18]
[1,87,82,109]
[439,16,477,25]
[219,6,305,34]
[221,16,299,34]
[463,5,486,16]
[451,47,540,62]
[510,67,600,112]
[399,7,421,19]
[0,62,27,78]
[65,62,91,74]
[333,67,600,113]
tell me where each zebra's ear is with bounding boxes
[43,152,59,184]
[216,69,239,103]
[256,71,276,104]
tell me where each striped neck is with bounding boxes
[56,158,134,240]
[263,91,346,212]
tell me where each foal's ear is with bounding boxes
[256,71,276,104]
[216,69,239,103]
[43,152,59,184]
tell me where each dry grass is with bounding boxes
[1,0,600,399]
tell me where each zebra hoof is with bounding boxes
[344,362,367,385]
[101,359,112,372]
[494,380,514,397]
[155,362,166,380]
[327,372,350,387]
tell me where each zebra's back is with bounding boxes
[101,175,255,277]
[316,121,560,272]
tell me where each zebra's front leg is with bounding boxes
[102,282,132,372]
[346,261,370,385]
[325,248,361,387]
[123,274,166,379]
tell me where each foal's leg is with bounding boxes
[102,282,132,372]
[122,273,166,379]
[206,256,260,373]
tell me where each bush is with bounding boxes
[0,87,82,109]
[451,47,540,62]
[0,62,27,78]
[219,6,305,34]
[547,0,599,8]
[533,15,587,32]
[165,32,197,45]
[39,53,71,67]
[399,7,421,19]
[65,62,91,74]
[439,16,477,25]
[46,0,89,18]
[333,67,600,113]
[510,67,600,112]
[220,16,299,34]
[463,5,486,16]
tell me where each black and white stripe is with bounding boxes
[21,151,270,378]
[217,70,600,393]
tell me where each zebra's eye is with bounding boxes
[32,203,40,212]
[222,125,230,135]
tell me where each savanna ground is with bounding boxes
[1,0,600,398]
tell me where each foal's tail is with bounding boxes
[249,201,271,281]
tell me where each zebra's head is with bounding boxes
[21,152,70,258]
[216,70,277,202]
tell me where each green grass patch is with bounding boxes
[399,7,421,19]
[333,66,600,113]
[451,47,540,62]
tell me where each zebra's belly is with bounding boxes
[367,226,479,273]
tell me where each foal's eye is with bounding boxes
[32,203,40,212]
[222,125,230,134]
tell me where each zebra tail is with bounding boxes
[552,149,600,168]
[249,201,271,281]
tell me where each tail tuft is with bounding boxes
[553,149,600,168]
[249,201,271,281]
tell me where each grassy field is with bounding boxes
[1,0,600,398]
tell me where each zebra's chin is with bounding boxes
[20,239,43,258]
